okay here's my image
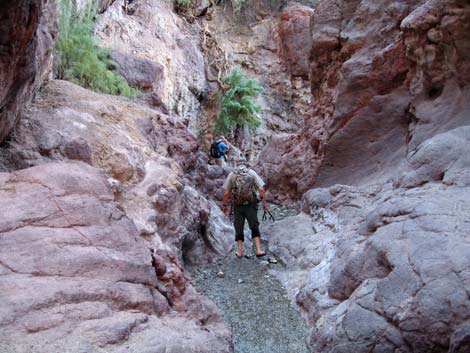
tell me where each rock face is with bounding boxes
[0,79,234,351]
[199,0,312,161]
[258,0,470,200]
[0,162,231,353]
[0,0,58,143]
[261,0,470,352]
[94,0,206,130]
[279,2,314,78]
[3,79,234,263]
[266,134,470,352]
[255,2,322,201]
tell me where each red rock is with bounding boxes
[279,3,315,78]
[0,161,230,351]
[259,0,470,200]
[0,0,58,142]
[109,50,165,91]
[152,254,168,277]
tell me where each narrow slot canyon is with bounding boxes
[1,1,470,353]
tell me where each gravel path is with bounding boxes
[188,205,309,353]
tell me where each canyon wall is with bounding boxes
[2,0,469,352]
[263,1,470,352]
[194,0,315,161]
[0,0,58,143]
[0,1,234,352]
[94,0,207,130]
[259,0,470,201]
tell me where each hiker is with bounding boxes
[210,135,229,166]
[222,161,268,258]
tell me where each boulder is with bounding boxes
[256,132,323,203]
[0,162,232,352]
[109,50,165,91]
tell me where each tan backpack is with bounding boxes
[232,170,257,205]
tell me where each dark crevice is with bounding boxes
[428,83,444,99]
[149,248,159,278]
[404,105,418,145]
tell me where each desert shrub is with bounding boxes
[231,0,246,13]
[214,66,262,134]
[56,0,138,97]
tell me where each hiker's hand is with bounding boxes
[262,202,268,211]
[223,205,229,216]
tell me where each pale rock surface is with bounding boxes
[0,162,231,353]
[4,79,233,263]
[94,0,206,130]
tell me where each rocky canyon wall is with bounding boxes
[258,0,470,201]
[262,1,470,352]
[0,1,235,352]
[0,0,58,143]
[195,0,315,161]
[94,0,206,131]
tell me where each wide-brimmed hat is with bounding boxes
[236,164,248,175]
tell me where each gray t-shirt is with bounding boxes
[223,169,265,191]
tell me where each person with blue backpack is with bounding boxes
[210,135,229,166]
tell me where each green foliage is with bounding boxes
[56,0,138,97]
[215,67,262,134]
[175,0,192,5]
[231,0,246,13]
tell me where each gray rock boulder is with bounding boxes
[270,176,470,353]
[109,50,165,91]
[398,126,470,188]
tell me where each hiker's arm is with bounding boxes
[222,189,230,216]
[259,187,267,211]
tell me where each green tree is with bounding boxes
[215,66,262,135]
[56,0,138,97]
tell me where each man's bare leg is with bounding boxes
[237,240,243,257]
[253,236,265,256]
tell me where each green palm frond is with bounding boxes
[215,66,263,135]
